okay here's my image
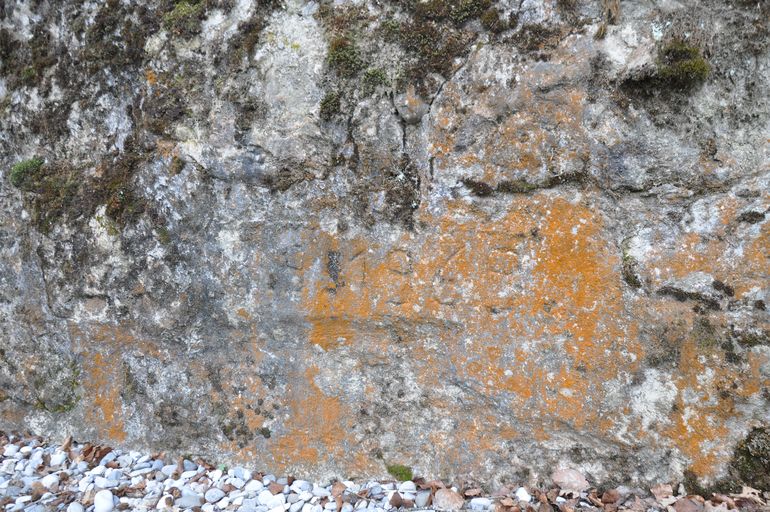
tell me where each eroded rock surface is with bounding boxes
[0,0,768,489]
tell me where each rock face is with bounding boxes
[0,0,768,490]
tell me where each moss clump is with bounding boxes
[406,0,491,26]
[361,67,389,95]
[734,329,769,348]
[319,91,341,121]
[399,20,468,78]
[328,36,364,77]
[731,427,770,490]
[657,40,710,87]
[386,463,413,481]
[480,7,509,34]
[449,0,491,25]
[9,157,45,189]
[169,155,186,176]
[163,0,206,37]
[496,179,538,194]
[515,24,564,52]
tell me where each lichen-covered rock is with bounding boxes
[0,0,768,490]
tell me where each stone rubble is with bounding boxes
[1,434,769,512]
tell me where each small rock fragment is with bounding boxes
[551,468,590,492]
[434,488,465,511]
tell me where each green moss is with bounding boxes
[496,179,538,194]
[449,0,491,25]
[320,91,341,121]
[381,19,402,40]
[657,40,710,87]
[731,427,770,491]
[163,0,205,37]
[386,463,413,481]
[9,157,45,189]
[399,20,467,79]
[328,36,364,77]
[480,7,508,34]
[734,329,769,348]
[20,66,37,85]
[170,155,186,176]
[361,67,389,95]
[156,226,171,245]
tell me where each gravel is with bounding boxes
[1,433,767,512]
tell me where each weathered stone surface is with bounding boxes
[0,0,768,491]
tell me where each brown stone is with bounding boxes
[674,498,705,512]
[433,489,465,511]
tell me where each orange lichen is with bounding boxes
[298,194,641,468]
[67,323,159,444]
[145,68,157,85]
[272,366,350,470]
[82,352,127,442]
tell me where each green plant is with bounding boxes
[9,157,45,189]
[657,40,710,86]
[320,91,341,120]
[386,463,413,481]
[328,36,364,77]
[361,67,389,95]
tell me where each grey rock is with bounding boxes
[0,0,768,492]
[175,494,204,508]
[205,488,226,503]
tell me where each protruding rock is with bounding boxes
[395,85,428,125]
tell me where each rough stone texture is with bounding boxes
[0,0,768,490]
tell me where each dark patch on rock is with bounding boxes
[737,211,765,224]
[657,285,720,311]
[711,280,734,297]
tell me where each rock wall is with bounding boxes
[1,0,768,490]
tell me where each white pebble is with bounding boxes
[50,451,67,467]
[93,489,115,512]
[515,488,531,502]
[40,473,59,490]
[67,503,85,512]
